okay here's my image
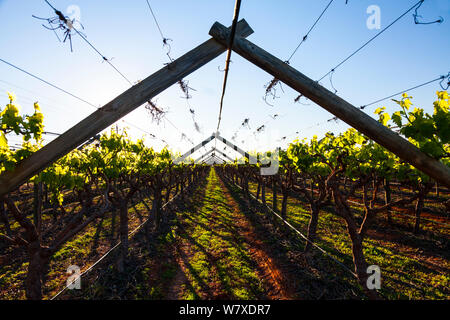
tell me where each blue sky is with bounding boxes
[0,0,449,158]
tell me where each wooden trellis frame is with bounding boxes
[0,19,449,196]
[209,21,450,187]
[204,154,226,165]
[177,132,254,164]
[194,149,214,163]
[194,148,235,163]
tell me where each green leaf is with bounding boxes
[391,111,402,127]
[0,132,7,147]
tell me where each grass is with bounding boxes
[245,180,449,299]
[175,168,263,299]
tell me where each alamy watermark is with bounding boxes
[367,5,381,30]
[366,265,381,290]
[66,4,82,30]
[67,264,81,290]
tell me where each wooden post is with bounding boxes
[209,22,450,188]
[0,20,254,198]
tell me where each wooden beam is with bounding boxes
[194,147,234,163]
[216,149,235,162]
[209,22,450,188]
[194,148,215,163]
[213,133,256,162]
[176,135,215,163]
[0,20,254,197]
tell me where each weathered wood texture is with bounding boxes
[0,20,254,197]
[209,22,450,188]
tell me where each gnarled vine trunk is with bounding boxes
[118,201,129,272]
[0,200,11,237]
[281,189,288,219]
[152,188,163,229]
[414,195,424,234]
[261,180,266,205]
[383,179,391,224]
[304,204,319,252]
[256,181,261,200]
[330,182,381,300]
[25,242,50,300]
